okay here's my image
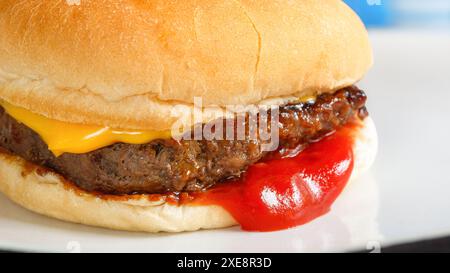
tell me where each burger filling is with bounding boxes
[0,86,368,195]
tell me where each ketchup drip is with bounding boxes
[192,123,358,231]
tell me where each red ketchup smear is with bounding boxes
[191,123,358,231]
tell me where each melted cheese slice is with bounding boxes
[1,101,171,156]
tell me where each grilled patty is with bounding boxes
[0,86,368,194]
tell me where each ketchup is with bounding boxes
[192,123,358,231]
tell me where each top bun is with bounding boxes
[0,0,372,131]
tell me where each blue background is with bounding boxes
[344,0,450,28]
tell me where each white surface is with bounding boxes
[1,30,450,253]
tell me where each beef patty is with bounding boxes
[0,86,368,194]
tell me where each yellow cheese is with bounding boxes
[298,95,316,103]
[1,101,171,156]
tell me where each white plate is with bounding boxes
[1,30,449,253]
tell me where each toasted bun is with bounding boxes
[0,117,377,233]
[0,0,372,131]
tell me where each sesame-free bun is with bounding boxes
[0,0,372,131]
[0,117,377,233]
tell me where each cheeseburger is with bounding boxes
[0,0,377,232]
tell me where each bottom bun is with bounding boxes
[0,117,377,233]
